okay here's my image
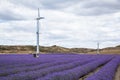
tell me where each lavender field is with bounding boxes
[0,54,120,80]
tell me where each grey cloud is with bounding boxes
[0,9,26,21]
[77,7,119,16]
[9,0,42,10]
[83,1,120,9]
[9,0,80,9]
[40,0,84,9]
[79,0,120,15]
[41,0,79,9]
[9,0,120,16]
[4,26,35,33]
[45,32,70,40]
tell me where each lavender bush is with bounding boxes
[85,57,120,80]
[0,54,119,80]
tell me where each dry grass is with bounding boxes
[0,45,120,54]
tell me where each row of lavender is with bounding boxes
[0,54,119,80]
[85,56,120,80]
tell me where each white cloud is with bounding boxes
[0,0,120,48]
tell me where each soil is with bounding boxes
[115,65,120,80]
[79,65,120,80]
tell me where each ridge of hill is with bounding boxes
[0,45,120,54]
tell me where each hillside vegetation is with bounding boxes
[0,45,120,54]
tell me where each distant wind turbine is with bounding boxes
[97,42,100,54]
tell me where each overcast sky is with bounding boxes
[0,0,120,48]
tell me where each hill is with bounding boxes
[0,45,95,54]
[0,45,120,54]
[88,45,120,54]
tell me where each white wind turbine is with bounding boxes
[34,8,44,57]
[97,42,100,54]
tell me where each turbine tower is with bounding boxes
[97,42,100,54]
[34,8,44,57]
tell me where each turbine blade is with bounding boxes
[38,8,40,17]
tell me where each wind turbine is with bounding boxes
[34,8,44,57]
[97,42,100,54]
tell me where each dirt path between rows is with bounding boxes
[79,65,120,80]
[114,65,120,80]
[79,66,101,80]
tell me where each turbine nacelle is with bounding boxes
[36,17,44,20]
